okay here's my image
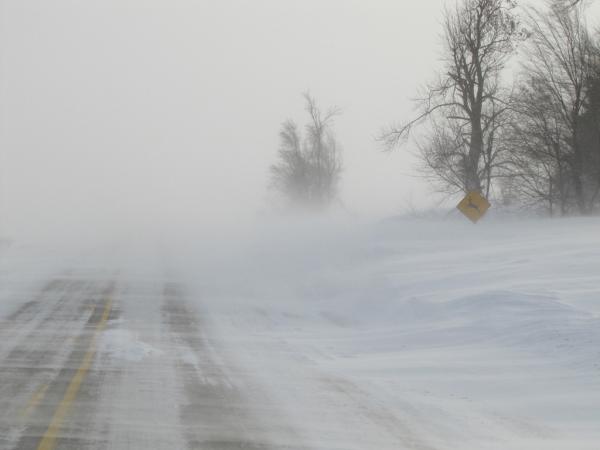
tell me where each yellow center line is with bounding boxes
[36,298,112,450]
[20,383,50,420]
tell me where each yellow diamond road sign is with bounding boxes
[457,191,490,223]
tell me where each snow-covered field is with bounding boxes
[1,215,599,449]
[173,216,600,449]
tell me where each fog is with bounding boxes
[0,0,459,241]
[2,3,600,448]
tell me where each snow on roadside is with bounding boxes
[179,216,600,449]
[0,240,69,318]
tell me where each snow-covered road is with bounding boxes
[0,269,304,449]
[0,216,599,449]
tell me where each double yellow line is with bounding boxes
[36,297,113,450]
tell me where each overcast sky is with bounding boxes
[1,1,596,237]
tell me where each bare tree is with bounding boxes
[270,94,342,210]
[579,43,600,207]
[303,94,343,207]
[504,77,573,215]
[511,1,598,214]
[270,120,310,206]
[381,0,519,195]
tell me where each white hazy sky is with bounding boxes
[3,1,593,237]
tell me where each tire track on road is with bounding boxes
[162,283,280,450]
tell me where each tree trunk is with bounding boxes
[571,129,587,215]
[467,115,484,193]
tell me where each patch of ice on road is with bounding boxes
[178,348,200,368]
[99,329,163,362]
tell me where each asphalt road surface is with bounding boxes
[0,272,300,450]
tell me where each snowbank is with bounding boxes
[176,215,600,449]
